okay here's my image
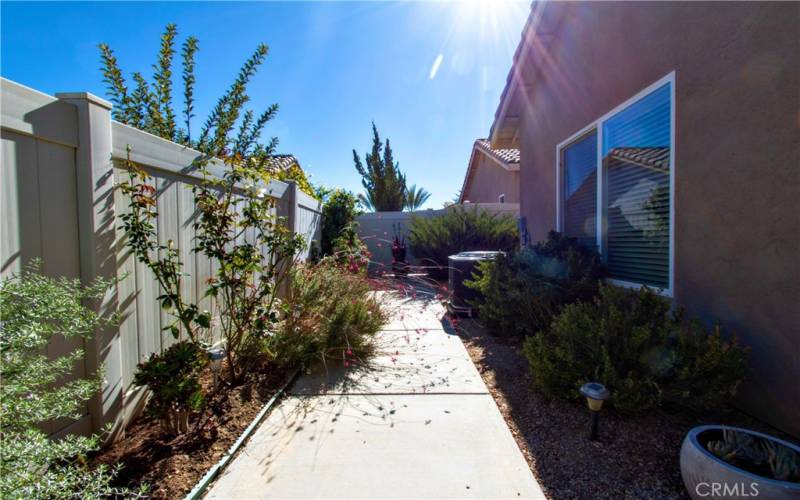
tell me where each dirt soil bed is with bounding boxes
[455,317,789,500]
[94,363,290,499]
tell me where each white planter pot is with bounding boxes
[680,425,800,499]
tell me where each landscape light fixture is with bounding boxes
[208,347,226,389]
[580,382,610,441]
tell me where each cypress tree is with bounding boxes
[353,123,407,212]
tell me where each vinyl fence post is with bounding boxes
[55,91,123,441]
[276,180,297,299]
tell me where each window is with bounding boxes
[557,74,674,293]
[561,131,598,249]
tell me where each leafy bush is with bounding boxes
[408,205,518,278]
[530,231,604,301]
[466,231,603,337]
[270,163,317,199]
[320,189,360,257]
[331,221,371,274]
[273,259,386,368]
[465,252,563,337]
[523,285,749,413]
[666,318,749,413]
[0,263,141,499]
[133,341,208,435]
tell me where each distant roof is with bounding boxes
[475,139,520,165]
[265,154,299,172]
[458,139,521,203]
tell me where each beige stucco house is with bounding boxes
[459,139,520,204]
[490,2,800,435]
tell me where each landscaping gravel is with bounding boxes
[455,317,790,500]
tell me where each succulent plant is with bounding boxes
[708,428,767,464]
[708,428,800,482]
[764,440,800,482]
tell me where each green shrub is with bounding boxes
[523,285,749,413]
[531,231,604,301]
[320,189,360,257]
[331,221,371,273]
[465,252,564,337]
[269,163,317,199]
[666,318,749,413]
[465,231,603,337]
[133,341,208,435]
[0,263,141,499]
[407,205,518,278]
[273,259,386,368]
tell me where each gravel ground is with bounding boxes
[455,317,789,500]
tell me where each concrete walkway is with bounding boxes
[206,291,545,499]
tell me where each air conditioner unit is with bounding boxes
[447,251,504,317]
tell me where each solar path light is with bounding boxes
[580,382,610,441]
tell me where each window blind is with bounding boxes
[563,131,598,249]
[602,83,671,288]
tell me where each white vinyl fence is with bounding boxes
[1,78,321,440]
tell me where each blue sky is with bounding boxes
[1,1,529,208]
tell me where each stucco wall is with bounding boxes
[515,2,800,435]
[463,152,520,204]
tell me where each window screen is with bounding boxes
[602,83,671,288]
[562,131,598,249]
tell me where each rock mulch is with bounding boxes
[456,317,788,500]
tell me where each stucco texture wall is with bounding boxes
[516,2,800,435]
[462,152,520,204]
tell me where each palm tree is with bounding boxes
[357,192,376,212]
[404,185,431,211]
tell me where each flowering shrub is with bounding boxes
[0,263,143,499]
[110,26,306,389]
[331,221,371,274]
[273,259,386,369]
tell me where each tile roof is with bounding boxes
[608,147,670,172]
[264,154,299,172]
[458,139,521,203]
[475,139,520,165]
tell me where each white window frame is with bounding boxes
[555,71,676,297]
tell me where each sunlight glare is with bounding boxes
[429,53,445,80]
[449,0,529,58]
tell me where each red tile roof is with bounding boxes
[265,154,299,172]
[475,139,520,165]
[458,139,521,203]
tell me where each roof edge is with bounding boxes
[489,1,548,149]
[459,139,520,203]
